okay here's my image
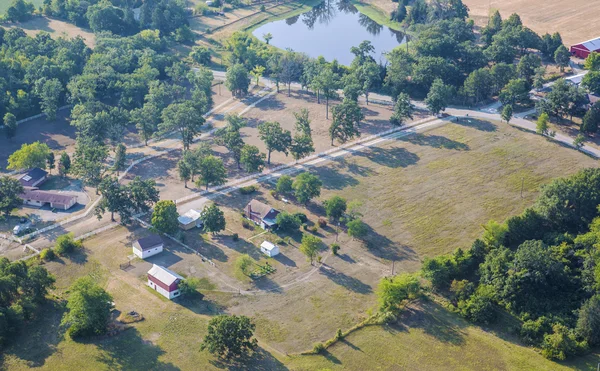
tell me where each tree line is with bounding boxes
[420,168,600,361]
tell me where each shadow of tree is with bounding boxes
[252,275,283,293]
[454,118,497,132]
[273,253,297,267]
[394,299,466,346]
[360,223,419,263]
[175,295,225,316]
[318,266,373,294]
[93,327,180,370]
[2,300,65,367]
[399,133,469,151]
[357,146,420,168]
[310,164,359,190]
[208,347,289,370]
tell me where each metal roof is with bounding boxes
[260,241,277,251]
[147,264,183,286]
[134,234,163,250]
[579,37,600,51]
[178,209,202,225]
[20,190,76,205]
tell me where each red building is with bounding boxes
[147,264,183,300]
[570,37,600,59]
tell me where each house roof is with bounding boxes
[565,72,588,85]
[134,234,163,251]
[147,264,183,286]
[19,168,47,187]
[260,241,278,251]
[178,209,202,225]
[20,190,76,205]
[577,37,600,52]
[246,199,280,222]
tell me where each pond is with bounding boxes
[252,0,406,66]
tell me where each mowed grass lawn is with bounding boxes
[312,118,598,259]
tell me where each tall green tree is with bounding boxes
[225,64,251,98]
[347,218,368,240]
[39,79,63,121]
[59,152,71,177]
[159,101,205,150]
[0,177,24,217]
[314,66,339,119]
[112,143,126,176]
[196,155,227,190]
[178,159,192,188]
[151,200,179,235]
[240,145,265,173]
[200,315,258,359]
[502,104,514,124]
[324,195,347,220]
[554,45,571,72]
[299,234,321,265]
[7,142,51,170]
[292,172,322,204]
[258,121,292,165]
[62,277,113,338]
[425,78,453,115]
[201,203,226,235]
[3,113,17,140]
[72,141,108,190]
[329,100,364,145]
[46,152,55,174]
[390,93,413,127]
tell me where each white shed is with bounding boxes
[133,234,164,259]
[260,241,279,257]
[178,209,203,230]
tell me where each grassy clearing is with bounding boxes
[1,16,96,48]
[312,119,598,259]
[285,298,599,370]
[0,0,44,14]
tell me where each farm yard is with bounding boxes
[2,0,600,369]
[3,99,599,368]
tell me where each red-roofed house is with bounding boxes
[147,264,183,299]
[570,37,600,59]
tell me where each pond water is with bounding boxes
[252,0,405,65]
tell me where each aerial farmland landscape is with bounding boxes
[0,0,600,370]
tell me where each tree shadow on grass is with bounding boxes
[273,253,296,267]
[175,295,225,316]
[254,95,286,112]
[310,164,359,190]
[337,253,356,264]
[398,133,469,151]
[214,236,263,261]
[318,266,373,294]
[393,299,466,346]
[357,146,420,168]
[252,275,283,294]
[2,300,65,368]
[322,349,342,365]
[93,327,180,370]
[209,347,289,370]
[454,118,497,132]
[361,224,419,263]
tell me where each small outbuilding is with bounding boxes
[147,264,183,299]
[133,234,164,259]
[18,168,48,188]
[260,241,280,257]
[178,209,203,230]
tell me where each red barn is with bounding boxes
[570,37,600,59]
[147,264,183,300]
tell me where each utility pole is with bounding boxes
[520,177,524,198]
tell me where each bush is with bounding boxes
[55,233,82,256]
[317,218,327,228]
[312,342,325,354]
[309,225,318,233]
[194,2,212,15]
[239,185,257,195]
[40,248,55,261]
[260,4,266,11]
[276,212,301,232]
[276,175,293,195]
[293,212,308,223]
[541,324,588,361]
[458,285,497,325]
[330,243,340,255]
[232,233,239,242]
[242,219,252,229]
[302,223,308,231]
[270,189,277,198]
[335,328,343,340]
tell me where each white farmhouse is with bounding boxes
[147,264,183,300]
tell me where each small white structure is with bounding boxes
[178,209,203,230]
[133,234,164,259]
[260,241,280,257]
[147,264,183,300]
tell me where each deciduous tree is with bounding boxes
[201,203,226,235]
[196,155,227,190]
[7,142,51,170]
[240,145,265,173]
[299,234,321,265]
[258,121,292,165]
[62,277,112,338]
[201,315,258,359]
[329,99,363,145]
[0,177,24,217]
[292,172,322,204]
[151,200,179,235]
